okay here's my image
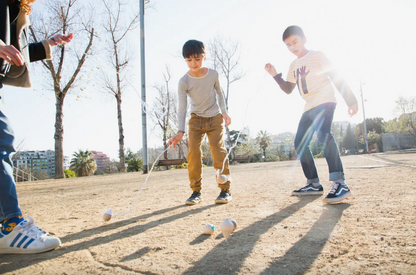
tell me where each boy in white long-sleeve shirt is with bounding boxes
[169,40,233,205]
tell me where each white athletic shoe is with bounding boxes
[0,216,61,254]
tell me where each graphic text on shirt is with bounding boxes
[294,66,310,95]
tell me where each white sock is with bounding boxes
[334,179,345,185]
[312,182,321,187]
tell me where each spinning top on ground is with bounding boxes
[220,218,235,240]
[202,224,215,235]
[230,219,238,230]
[103,209,113,221]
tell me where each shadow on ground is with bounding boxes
[0,204,216,273]
[182,197,339,275]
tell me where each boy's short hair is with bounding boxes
[282,25,305,41]
[182,40,205,58]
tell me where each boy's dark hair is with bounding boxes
[282,25,305,41]
[182,40,205,58]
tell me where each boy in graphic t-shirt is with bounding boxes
[265,25,358,204]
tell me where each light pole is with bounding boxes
[140,0,148,173]
[360,81,369,153]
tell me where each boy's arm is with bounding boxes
[273,73,296,94]
[265,63,295,94]
[169,80,187,148]
[317,52,358,116]
[327,70,357,107]
[214,72,227,113]
[177,80,188,133]
[213,72,231,126]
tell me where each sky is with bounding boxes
[1,0,415,160]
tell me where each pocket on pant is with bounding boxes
[188,114,200,130]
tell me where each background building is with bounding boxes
[13,150,70,178]
[91,151,110,172]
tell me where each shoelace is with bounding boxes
[18,215,47,242]
[328,182,340,195]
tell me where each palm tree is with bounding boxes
[256,130,271,162]
[70,150,97,177]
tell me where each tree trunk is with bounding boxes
[117,96,126,173]
[177,143,182,159]
[54,97,65,179]
[163,133,168,159]
[262,148,266,162]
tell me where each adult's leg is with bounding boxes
[187,114,206,192]
[311,103,344,181]
[0,107,22,222]
[294,110,319,184]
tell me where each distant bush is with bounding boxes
[94,169,105,176]
[314,152,324,158]
[266,152,280,162]
[250,154,262,163]
[64,169,76,178]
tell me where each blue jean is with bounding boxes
[294,102,344,184]
[0,93,22,222]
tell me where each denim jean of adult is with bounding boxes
[294,102,344,184]
[0,88,22,222]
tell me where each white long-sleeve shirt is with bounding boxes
[177,69,227,132]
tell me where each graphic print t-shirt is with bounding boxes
[286,50,337,112]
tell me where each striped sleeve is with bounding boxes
[177,78,188,132]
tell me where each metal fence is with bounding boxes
[13,167,38,182]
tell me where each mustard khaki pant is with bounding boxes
[187,113,230,192]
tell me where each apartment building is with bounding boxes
[13,150,70,178]
[91,151,110,172]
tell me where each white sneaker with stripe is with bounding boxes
[0,216,61,254]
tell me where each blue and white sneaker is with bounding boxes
[0,216,61,254]
[323,182,352,204]
[292,183,324,196]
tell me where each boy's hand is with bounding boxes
[265,63,277,77]
[348,103,358,117]
[168,132,184,149]
[223,113,231,126]
[0,45,24,66]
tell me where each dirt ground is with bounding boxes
[1,151,416,275]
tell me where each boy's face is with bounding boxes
[185,54,206,72]
[284,35,308,58]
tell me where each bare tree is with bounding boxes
[152,66,177,160]
[209,35,245,158]
[100,0,140,173]
[392,96,416,139]
[30,0,95,178]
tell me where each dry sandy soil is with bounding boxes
[1,151,416,275]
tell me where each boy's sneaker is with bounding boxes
[292,184,324,196]
[323,182,351,204]
[215,190,232,204]
[185,191,202,205]
[0,216,61,254]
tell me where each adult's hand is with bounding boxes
[48,33,74,47]
[0,44,24,66]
